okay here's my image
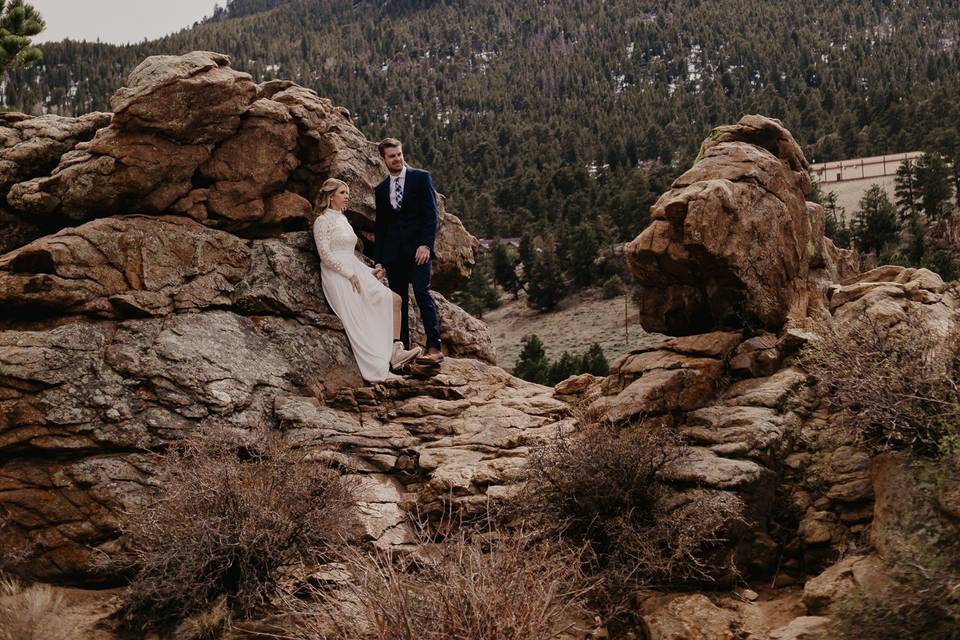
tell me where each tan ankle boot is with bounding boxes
[390,342,422,369]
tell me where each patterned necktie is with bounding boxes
[394,176,403,209]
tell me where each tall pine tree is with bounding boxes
[852,185,899,256]
[0,0,43,70]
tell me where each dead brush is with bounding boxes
[0,576,84,640]
[799,313,960,454]
[106,435,356,636]
[518,420,745,614]
[274,531,595,640]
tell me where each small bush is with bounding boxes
[0,576,83,640]
[282,532,594,640]
[520,422,743,609]
[109,436,355,635]
[799,313,960,454]
[602,274,624,299]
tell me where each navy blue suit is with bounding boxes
[374,168,441,350]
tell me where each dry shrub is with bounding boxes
[0,576,83,640]
[520,422,744,603]
[279,532,594,640]
[109,436,355,636]
[800,313,960,454]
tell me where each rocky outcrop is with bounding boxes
[2,52,476,293]
[626,115,827,336]
[0,52,503,582]
[0,213,544,581]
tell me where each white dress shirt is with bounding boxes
[389,166,407,209]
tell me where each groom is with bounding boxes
[372,138,443,364]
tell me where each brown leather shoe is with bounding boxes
[416,347,444,365]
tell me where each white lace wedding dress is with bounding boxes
[313,208,394,381]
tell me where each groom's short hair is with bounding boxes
[378,137,402,156]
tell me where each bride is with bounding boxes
[312,178,422,381]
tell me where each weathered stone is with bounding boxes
[640,594,739,640]
[803,555,896,614]
[0,111,111,197]
[601,359,724,422]
[0,208,43,255]
[110,51,257,144]
[721,367,807,409]
[660,447,773,492]
[681,405,793,465]
[870,452,960,559]
[768,616,832,640]
[627,116,821,335]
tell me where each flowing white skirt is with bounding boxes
[321,253,394,382]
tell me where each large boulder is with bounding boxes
[3,52,476,293]
[627,115,823,335]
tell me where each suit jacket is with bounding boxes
[374,167,438,265]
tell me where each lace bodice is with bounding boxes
[313,209,358,278]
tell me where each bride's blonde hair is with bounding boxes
[314,178,349,212]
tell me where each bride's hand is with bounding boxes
[349,274,362,294]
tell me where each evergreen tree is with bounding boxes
[0,0,44,70]
[517,233,537,289]
[452,258,500,318]
[491,242,520,297]
[563,222,600,287]
[547,351,579,385]
[602,274,624,299]
[513,334,550,384]
[822,191,851,248]
[851,185,899,256]
[916,152,955,220]
[579,343,609,377]
[526,240,565,311]
[894,159,920,222]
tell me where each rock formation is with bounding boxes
[0,52,523,582]
[626,115,855,336]
[2,51,477,293]
[577,115,960,608]
[3,68,958,638]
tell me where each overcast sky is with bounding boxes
[31,0,222,45]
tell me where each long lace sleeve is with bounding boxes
[313,216,354,279]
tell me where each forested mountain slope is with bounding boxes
[5,0,960,240]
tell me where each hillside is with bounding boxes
[483,286,664,370]
[6,0,960,244]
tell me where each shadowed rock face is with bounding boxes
[627,115,827,336]
[2,51,477,293]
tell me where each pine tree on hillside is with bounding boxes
[823,191,851,248]
[579,343,609,377]
[0,0,44,70]
[491,243,521,297]
[894,160,920,222]
[547,351,579,385]
[517,234,536,289]
[513,335,550,385]
[562,222,600,287]
[526,241,565,311]
[916,153,955,220]
[852,185,899,256]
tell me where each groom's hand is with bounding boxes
[415,245,430,265]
